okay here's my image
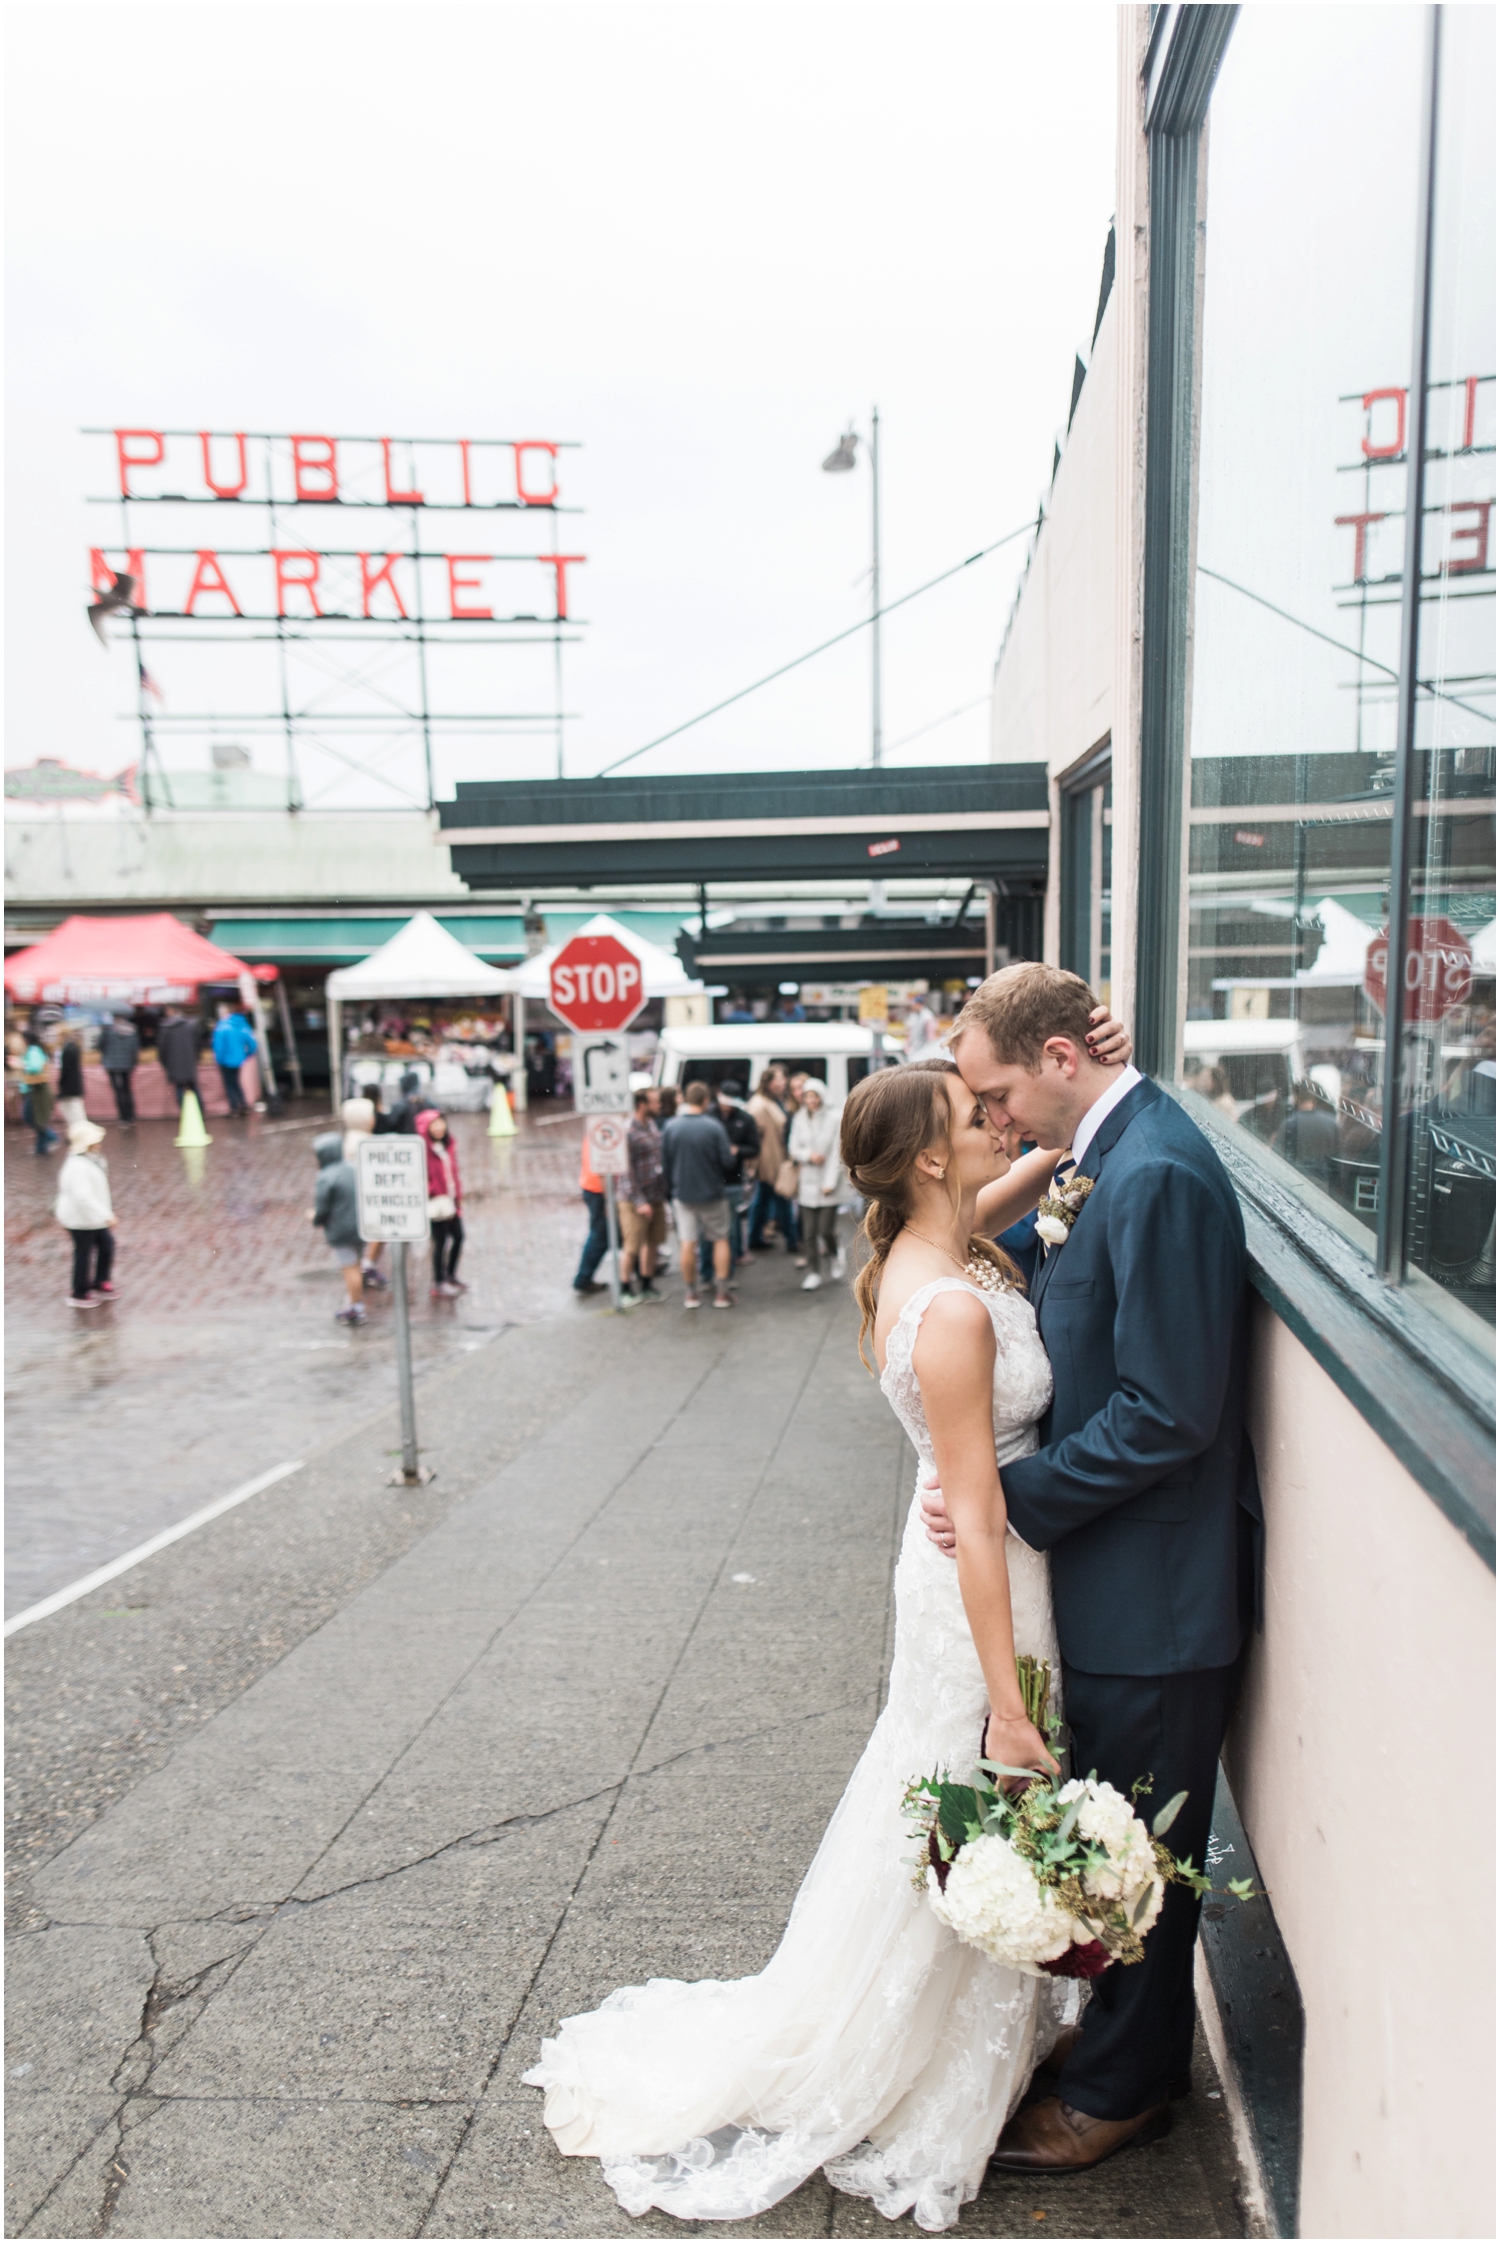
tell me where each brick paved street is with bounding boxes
[5,1103,600,1618]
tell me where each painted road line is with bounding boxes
[3,1462,305,1637]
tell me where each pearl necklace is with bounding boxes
[902,1229,1010,1295]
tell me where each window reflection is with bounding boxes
[1182,4,1494,1340]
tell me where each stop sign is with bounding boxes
[548,931,648,1032]
[1364,917,1474,1024]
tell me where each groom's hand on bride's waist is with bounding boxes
[919,1468,957,1556]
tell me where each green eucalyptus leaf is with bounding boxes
[1152,1790,1189,1838]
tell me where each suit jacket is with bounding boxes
[1003,1079,1261,1677]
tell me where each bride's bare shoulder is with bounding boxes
[873,1250,991,1370]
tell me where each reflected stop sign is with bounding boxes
[547,932,648,1032]
[1364,917,1474,1025]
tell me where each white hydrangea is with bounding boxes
[1057,1777,1163,1922]
[1035,1214,1070,1246]
[927,1833,1075,1973]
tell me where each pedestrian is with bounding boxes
[388,1067,434,1133]
[56,1117,118,1306]
[574,1127,610,1297]
[418,1108,466,1297]
[56,1034,87,1134]
[655,1083,679,1122]
[712,1079,760,1272]
[21,1035,58,1154]
[788,1078,844,1290]
[746,1067,799,1252]
[99,1012,139,1123]
[309,1131,366,1325]
[211,1002,257,1116]
[621,1086,666,1300]
[157,1007,202,1112]
[340,1096,389,1290]
[661,1079,736,1309]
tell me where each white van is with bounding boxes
[653,1023,905,1104]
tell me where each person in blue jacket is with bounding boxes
[211,1003,257,1116]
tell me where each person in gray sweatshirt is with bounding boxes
[309,1132,365,1325]
[660,1080,737,1309]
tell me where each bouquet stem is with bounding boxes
[1016,1654,1051,1732]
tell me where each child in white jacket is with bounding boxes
[55,1118,117,1307]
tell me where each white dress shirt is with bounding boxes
[1069,1063,1142,1168]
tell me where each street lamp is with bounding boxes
[822,409,882,767]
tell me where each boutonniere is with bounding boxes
[1035,1172,1093,1254]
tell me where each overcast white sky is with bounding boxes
[7,2,1117,808]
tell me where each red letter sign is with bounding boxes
[515,441,559,506]
[446,556,492,620]
[273,551,324,617]
[115,429,164,496]
[1335,512,1386,582]
[201,432,248,499]
[381,439,423,507]
[1361,388,1406,460]
[90,548,147,606]
[1444,499,1493,576]
[290,434,339,502]
[182,552,243,616]
[359,552,409,618]
[538,554,585,620]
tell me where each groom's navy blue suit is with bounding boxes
[1002,1078,1261,2122]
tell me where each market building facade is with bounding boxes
[992,10,1494,2234]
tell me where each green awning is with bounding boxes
[207,911,695,968]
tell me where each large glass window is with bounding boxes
[1183,5,1495,1343]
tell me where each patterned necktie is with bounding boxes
[1053,1153,1078,1191]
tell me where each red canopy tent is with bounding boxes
[5,914,251,1005]
[4,916,288,1117]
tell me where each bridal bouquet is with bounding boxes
[903,1660,1251,1979]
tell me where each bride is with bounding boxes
[525,1032,1124,2231]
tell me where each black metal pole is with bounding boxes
[1375,5,1441,1281]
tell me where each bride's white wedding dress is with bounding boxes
[525,1276,1077,2232]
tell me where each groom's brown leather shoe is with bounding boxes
[990,2094,1171,2172]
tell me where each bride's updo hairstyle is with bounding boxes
[840,1056,1021,1371]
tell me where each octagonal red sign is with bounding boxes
[548,932,647,1032]
[1364,917,1473,1024]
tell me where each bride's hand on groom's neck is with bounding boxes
[1085,1004,1132,1070]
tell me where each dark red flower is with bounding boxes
[1041,1940,1111,1980]
[927,1828,951,1892]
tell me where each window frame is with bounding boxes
[1137,1,1495,1564]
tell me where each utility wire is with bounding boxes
[1198,565,1494,726]
[594,520,1037,778]
[883,693,992,754]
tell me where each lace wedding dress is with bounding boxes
[525,1276,1078,2232]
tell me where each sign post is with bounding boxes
[585,1113,632,1309]
[356,1137,433,1484]
[859,983,890,1074]
[548,932,647,1314]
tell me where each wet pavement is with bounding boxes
[5,1102,598,1618]
[5,1247,1254,2241]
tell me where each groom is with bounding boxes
[923,962,1261,2173]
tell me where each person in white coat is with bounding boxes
[787,1080,845,1290]
[55,1118,118,1307]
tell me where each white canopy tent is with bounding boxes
[324,911,517,1112]
[508,911,702,1000]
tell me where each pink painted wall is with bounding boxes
[1228,1296,1494,2237]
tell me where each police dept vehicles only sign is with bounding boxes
[356,1137,430,1242]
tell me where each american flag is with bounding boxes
[138,661,164,703]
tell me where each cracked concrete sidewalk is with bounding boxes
[6,1260,1252,2239]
